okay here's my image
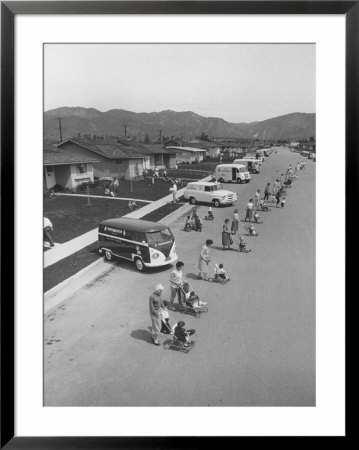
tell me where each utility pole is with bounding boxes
[55,117,64,142]
[123,124,129,140]
[158,129,162,143]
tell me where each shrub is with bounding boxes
[76,182,89,192]
[53,184,63,192]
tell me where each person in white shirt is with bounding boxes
[254,190,261,210]
[171,183,177,203]
[169,261,184,309]
[43,217,54,247]
[245,199,254,222]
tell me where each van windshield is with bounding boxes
[211,184,223,191]
[146,228,173,245]
[239,167,247,173]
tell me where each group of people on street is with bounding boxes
[149,261,196,346]
[149,158,304,345]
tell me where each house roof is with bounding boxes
[44,143,100,166]
[165,146,207,153]
[185,140,219,149]
[144,144,176,155]
[59,139,147,160]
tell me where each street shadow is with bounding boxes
[130,329,153,344]
[185,272,200,280]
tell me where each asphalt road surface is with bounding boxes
[44,148,315,406]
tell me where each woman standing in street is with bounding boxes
[245,199,254,222]
[231,209,239,234]
[222,218,232,250]
[198,239,213,280]
[149,284,165,346]
[169,261,184,310]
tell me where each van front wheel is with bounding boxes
[135,258,144,272]
[189,197,196,205]
[236,178,242,184]
[105,250,113,261]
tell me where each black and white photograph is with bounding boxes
[43,43,316,407]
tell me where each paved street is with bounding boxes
[44,148,315,406]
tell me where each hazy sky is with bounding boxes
[44,44,315,123]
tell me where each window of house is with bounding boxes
[78,164,86,174]
[154,154,162,166]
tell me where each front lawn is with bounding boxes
[44,196,146,243]
[78,179,177,201]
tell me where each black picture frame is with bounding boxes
[1,1,355,447]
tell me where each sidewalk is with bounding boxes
[44,186,188,268]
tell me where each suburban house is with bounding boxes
[57,139,149,180]
[164,146,207,164]
[143,144,177,169]
[185,140,221,158]
[44,143,99,190]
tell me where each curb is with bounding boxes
[44,258,113,313]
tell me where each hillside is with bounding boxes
[44,107,315,142]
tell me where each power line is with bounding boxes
[55,117,64,142]
[123,124,129,140]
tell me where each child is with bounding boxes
[280,198,286,208]
[193,213,203,232]
[259,198,270,212]
[160,301,172,334]
[214,263,230,284]
[245,199,254,222]
[239,236,251,253]
[205,206,214,220]
[172,321,195,347]
[248,224,258,236]
[253,211,263,223]
[186,291,207,308]
[184,216,192,232]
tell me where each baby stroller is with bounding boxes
[163,329,196,353]
[178,281,208,318]
[204,209,214,221]
[191,215,203,232]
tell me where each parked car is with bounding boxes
[183,181,237,208]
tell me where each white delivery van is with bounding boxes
[215,164,251,184]
[183,181,237,207]
[234,158,261,174]
[255,149,266,161]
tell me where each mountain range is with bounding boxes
[44,107,315,142]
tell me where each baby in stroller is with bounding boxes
[204,207,214,221]
[192,213,203,232]
[171,321,196,347]
[239,236,251,253]
[248,224,258,236]
[180,281,208,317]
[259,198,270,212]
[184,216,192,232]
[213,263,230,284]
[253,211,263,223]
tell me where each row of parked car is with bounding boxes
[183,151,271,208]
